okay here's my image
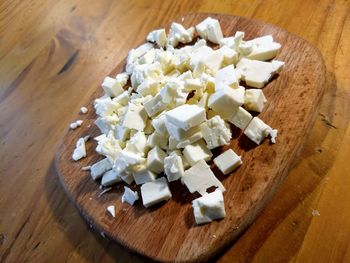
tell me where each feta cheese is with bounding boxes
[219,31,244,51]
[183,140,213,166]
[122,103,148,131]
[165,120,199,141]
[228,106,252,130]
[132,165,157,185]
[208,86,245,118]
[195,17,223,44]
[203,49,224,74]
[165,104,206,131]
[91,158,113,180]
[113,150,145,174]
[113,91,130,106]
[245,35,281,61]
[182,160,225,195]
[70,122,78,130]
[244,89,267,112]
[176,129,203,148]
[72,137,86,161]
[147,146,166,173]
[125,131,148,157]
[114,125,130,141]
[101,169,122,186]
[95,132,122,161]
[236,58,284,88]
[147,131,168,149]
[269,129,278,144]
[151,113,168,136]
[80,107,88,114]
[144,94,166,117]
[167,22,194,47]
[164,152,184,182]
[219,45,239,65]
[101,76,124,97]
[213,149,242,174]
[106,205,116,217]
[139,48,155,65]
[121,186,139,205]
[147,29,167,48]
[244,117,272,144]
[200,115,232,149]
[215,64,239,90]
[141,177,172,207]
[94,97,119,117]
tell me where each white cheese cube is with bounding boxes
[176,129,203,149]
[200,115,232,150]
[168,136,178,151]
[236,58,284,88]
[121,186,139,205]
[197,92,209,109]
[132,165,157,185]
[183,140,213,166]
[213,149,242,175]
[136,79,161,97]
[125,131,148,157]
[244,117,272,144]
[184,78,203,91]
[164,152,184,182]
[147,29,167,48]
[245,35,281,61]
[178,70,193,81]
[192,189,225,224]
[114,125,130,141]
[182,160,225,195]
[95,132,122,162]
[165,104,206,131]
[244,89,267,112]
[151,113,168,136]
[122,103,148,131]
[228,106,252,130]
[139,48,155,65]
[72,138,86,161]
[141,177,172,207]
[195,17,223,44]
[101,76,124,97]
[144,94,166,117]
[215,64,239,90]
[120,171,134,185]
[155,49,175,74]
[208,86,244,118]
[113,150,145,174]
[147,132,168,149]
[190,46,213,70]
[165,120,199,141]
[101,169,122,186]
[147,146,166,174]
[107,205,116,217]
[269,129,278,144]
[167,22,194,47]
[239,41,254,56]
[91,158,113,180]
[219,46,239,65]
[219,31,245,51]
[203,49,225,74]
[80,107,88,114]
[94,97,120,117]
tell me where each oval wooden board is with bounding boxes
[55,13,325,262]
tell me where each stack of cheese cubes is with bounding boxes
[72,17,283,225]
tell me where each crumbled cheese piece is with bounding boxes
[183,140,213,166]
[200,115,232,149]
[195,17,223,44]
[228,106,252,130]
[72,138,86,161]
[182,160,225,195]
[244,117,272,144]
[213,149,242,175]
[147,146,166,174]
[101,169,122,186]
[244,89,267,112]
[164,151,184,182]
[80,107,88,114]
[101,76,125,97]
[151,113,168,136]
[121,186,139,205]
[165,104,206,131]
[192,189,225,224]
[141,177,172,207]
[122,103,148,131]
[144,94,166,117]
[107,205,116,217]
[81,165,91,171]
[125,131,148,157]
[95,132,122,161]
[269,129,278,144]
[132,165,157,185]
[219,31,245,51]
[147,29,167,48]
[167,22,194,47]
[215,64,239,90]
[91,158,113,180]
[113,150,145,174]
[236,58,284,88]
[245,35,281,61]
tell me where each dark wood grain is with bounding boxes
[55,13,325,262]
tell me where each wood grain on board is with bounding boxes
[55,13,325,262]
[0,1,349,263]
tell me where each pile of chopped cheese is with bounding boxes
[71,17,283,225]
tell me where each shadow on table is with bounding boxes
[44,160,153,263]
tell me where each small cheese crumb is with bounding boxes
[72,138,86,161]
[106,205,116,217]
[81,165,91,171]
[270,129,278,144]
[80,107,88,114]
[121,186,139,205]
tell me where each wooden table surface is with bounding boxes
[0,0,349,262]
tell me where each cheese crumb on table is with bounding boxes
[121,186,139,205]
[107,205,116,218]
[213,149,242,175]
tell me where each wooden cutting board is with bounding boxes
[55,13,325,262]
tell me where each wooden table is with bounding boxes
[0,0,349,262]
